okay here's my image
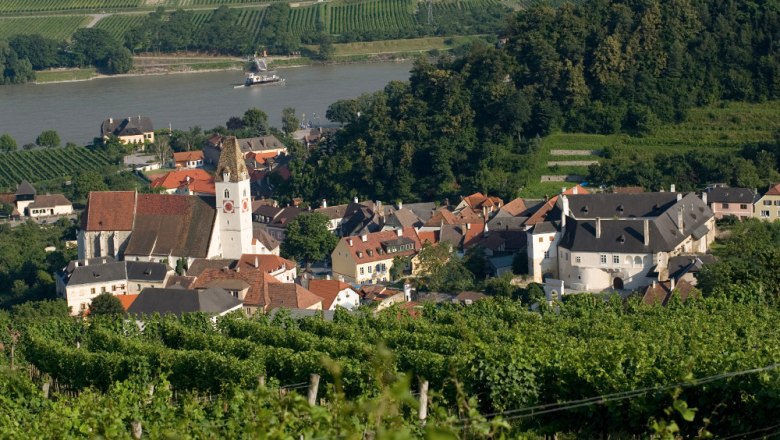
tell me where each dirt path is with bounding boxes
[85,13,109,28]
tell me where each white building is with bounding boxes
[56,258,128,315]
[307,279,361,311]
[528,192,716,293]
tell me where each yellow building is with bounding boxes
[754,183,780,221]
[101,116,154,144]
[331,228,421,285]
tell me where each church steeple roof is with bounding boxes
[215,136,249,182]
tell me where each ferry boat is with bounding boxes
[244,72,284,86]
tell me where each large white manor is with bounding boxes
[78,136,276,267]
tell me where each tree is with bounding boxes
[150,135,173,166]
[282,107,299,135]
[390,255,411,281]
[88,292,125,316]
[0,133,17,152]
[415,242,474,292]
[72,171,108,201]
[36,130,60,148]
[280,212,337,272]
[318,34,335,61]
[242,108,269,136]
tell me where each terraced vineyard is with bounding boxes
[0,16,90,40]
[0,0,140,14]
[0,147,114,190]
[92,13,147,41]
[329,0,416,34]
[287,3,323,40]
[236,7,266,44]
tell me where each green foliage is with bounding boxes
[414,242,473,292]
[0,133,16,152]
[72,170,108,201]
[242,107,269,136]
[35,130,60,148]
[280,212,337,270]
[70,28,133,74]
[88,293,125,316]
[281,107,299,135]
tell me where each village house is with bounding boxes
[101,116,154,144]
[702,186,756,219]
[173,151,204,169]
[754,183,780,220]
[203,134,287,166]
[358,285,407,310]
[331,227,421,284]
[150,169,215,196]
[307,279,360,311]
[126,261,173,294]
[0,181,73,219]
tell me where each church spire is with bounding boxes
[215,136,249,182]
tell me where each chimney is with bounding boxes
[595,218,601,238]
[403,283,412,302]
[677,208,684,234]
[326,274,331,280]
[360,234,368,243]
[347,238,353,246]
[670,184,676,193]
[701,191,708,205]
[677,193,683,202]
[235,266,240,273]
[561,187,567,194]
[322,199,327,208]
[109,117,113,124]
[353,196,359,204]
[83,259,88,266]
[643,219,650,246]
[396,229,403,237]
[652,280,656,289]
[573,185,578,195]
[397,200,403,210]
[466,223,471,230]
[670,277,676,290]
[560,194,569,229]
[254,256,259,268]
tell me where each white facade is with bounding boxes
[327,287,360,311]
[28,203,72,218]
[527,229,560,283]
[216,174,254,260]
[58,277,128,316]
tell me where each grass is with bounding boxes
[324,36,480,56]
[35,68,97,83]
[518,100,780,199]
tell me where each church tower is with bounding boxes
[215,136,253,259]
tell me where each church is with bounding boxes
[78,136,277,267]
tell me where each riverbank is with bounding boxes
[33,36,481,84]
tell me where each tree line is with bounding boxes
[276,0,780,204]
[0,29,132,85]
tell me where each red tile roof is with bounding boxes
[267,283,323,309]
[117,294,139,310]
[150,169,215,195]
[193,268,279,309]
[236,254,295,274]
[307,279,354,310]
[82,191,136,231]
[766,183,780,196]
[501,198,527,216]
[339,227,421,264]
[173,151,204,162]
[641,279,698,306]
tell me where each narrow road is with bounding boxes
[85,13,109,28]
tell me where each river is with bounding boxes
[0,61,414,146]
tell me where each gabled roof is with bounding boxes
[384,208,423,229]
[315,203,349,220]
[764,183,780,196]
[186,258,235,277]
[236,135,286,153]
[564,192,679,219]
[705,187,755,204]
[81,191,136,231]
[500,198,527,216]
[28,194,71,209]
[102,116,154,137]
[236,254,295,274]
[526,185,589,226]
[641,280,698,306]
[307,279,355,310]
[127,287,242,316]
[252,226,280,251]
[193,267,278,309]
[124,194,216,258]
[268,206,302,227]
[15,180,36,196]
[173,151,204,162]
[66,260,127,286]
[267,283,323,309]
[126,261,169,282]
[150,169,215,195]
[338,227,421,264]
[215,136,249,183]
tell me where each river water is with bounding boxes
[0,61,414,146]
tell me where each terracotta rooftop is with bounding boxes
[642,279,698,306]
[151,169,215,195]
[307,279,354,310]
[339,227,421,264]
[193,267,279,309]
[501,198,527,216]
[173,151,204,162]
[81,191,137,231]
[765,183,780,196]
[267,283,323,310]
[236,254,295,274]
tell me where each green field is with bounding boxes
[519,101,780,198]
[35,67,97,83]
[0,16,90,40]
[0,147,113,190]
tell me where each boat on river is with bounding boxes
[244,72,285,86]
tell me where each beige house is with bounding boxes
[754,183,780,220]
[101,116,154,144]
[27,194,73,218]
[331,227,421,284]
[56,258,128,315]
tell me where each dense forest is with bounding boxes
[279,0,780,203]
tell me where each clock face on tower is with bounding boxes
[242,198,250,213]
[222,200,234,213]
